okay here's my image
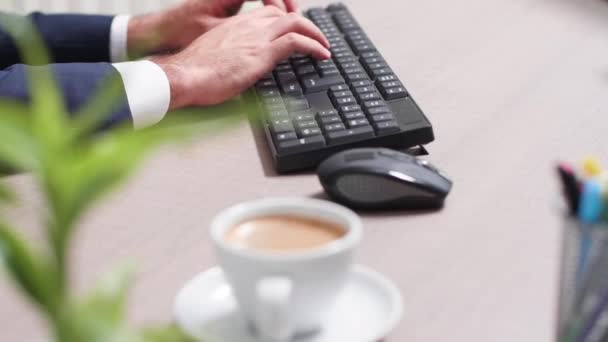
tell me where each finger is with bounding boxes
[242,3,286,19]
[284,0,298,12]
[263,0,288,12]
[265,13,330,48]
[269,32,331,62]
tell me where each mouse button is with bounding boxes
[334,173,435,204]
[378,150,414,162]
[344,151,376,162]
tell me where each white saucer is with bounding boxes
[174,265,403,342]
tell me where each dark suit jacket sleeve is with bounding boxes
[0,12,114,68]
[0,63,132,130]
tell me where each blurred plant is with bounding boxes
[0,15,246,342]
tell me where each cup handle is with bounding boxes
[254,276,293,342]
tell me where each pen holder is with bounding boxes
[557,217,608,342]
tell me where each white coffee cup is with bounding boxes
[210,198,363,341]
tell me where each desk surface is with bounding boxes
[3,0,608,340]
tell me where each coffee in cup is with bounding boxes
[224,215,346,252]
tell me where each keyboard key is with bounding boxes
[354,86,375,94]
[339,62,359,70]
[280,82,304,97]
[323,123,346,132]
[382,86,408,100]
[328,36,345,44]
[276,71,297,83]
[357,92,381,102]
[330,46,350,55]
[351,80,372,88]
[285,97,310,112]
[256,79,277,88]
[317,109,339,117]
[348,118,370,128]
[265,103,287,113]
[319,115,342,125]
[320,68,340,77]
[298,127,322,137]
[373,120,401,136]
[302,75,345,93]
[336,56,357,64]
[275,64,292,72]
[295,120,318,130]
[326,126,375,145]
[379,81,402,89]
[292,57,313,66]
[274,131,297,142]
[363,62,388,72]
[376,74,398,83]
[361,57,385,68]
[345,73,367,83]
[263,97,283,106]
[258,88,280,97]
[370,113,395,122]
[330,90,353,99]
[292,113,315,121]
[333,51,355,59]
[329,41,347,50]
[362,100,385,110]
[271,121,294,134]
[351,42,376,55]
[365,106,391,116]
[277,135,326,154]
[361,51,380,59]
[335,96,357,106]
[344,67,365,75]
[330,84,350,92]
[345,33,368,46]
[316,59,337,68]
[343,111,366,120]
[339,104,361,113]
[296,64,316,76]
[369,67,393,79]
[267,109,289,120]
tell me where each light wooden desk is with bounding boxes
[3,0,608,340]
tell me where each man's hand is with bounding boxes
[149,7,330,110]
[127,0,298,58]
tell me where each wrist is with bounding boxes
[149,56,189,110]
[127,12,171,59]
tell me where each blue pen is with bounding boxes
[579,181,603,224]
[576,181,603,284]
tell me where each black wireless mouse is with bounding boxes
[317,148,453,210]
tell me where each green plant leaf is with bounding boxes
[81,264,134,325]
[0,14,67,153]
[0,99,40,171]
[0,182,15,203]
[56,265,140,342]
[69,73,129,139]
[0,223,59,314]
[141,324,197,342]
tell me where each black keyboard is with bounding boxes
[252,3,434,173]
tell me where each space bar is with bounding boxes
[302,76,345,93]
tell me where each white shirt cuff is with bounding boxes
[112,61,171,129]
[110,15,131,63]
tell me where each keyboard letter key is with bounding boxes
[277,135,326,154]
[327,126,375,145]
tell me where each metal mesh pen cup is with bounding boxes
[557,218,608,342]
